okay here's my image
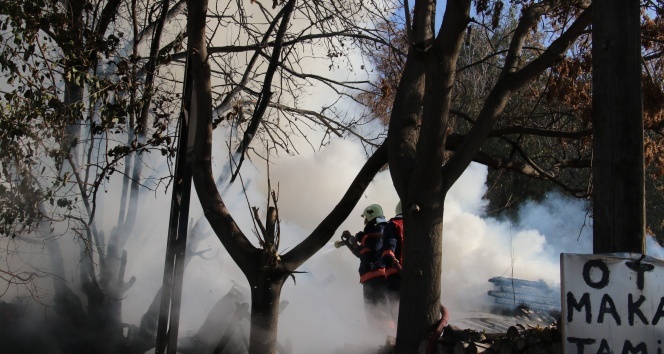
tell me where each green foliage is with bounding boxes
[0,0,181,238]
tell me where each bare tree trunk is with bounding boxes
[248,268,287,354]
[592,0,645,253]
[390,1,591,351]
[391,0,470,351]
[187,0,389,351]
[397,202,445,353]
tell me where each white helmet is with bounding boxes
[361,204,384,221]
[395,201,402,215]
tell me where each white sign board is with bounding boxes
[561,253,664,354]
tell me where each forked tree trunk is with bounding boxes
[186,0,389,351]
[390,1,591,352]
[391,0,469,350]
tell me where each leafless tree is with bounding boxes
[184,0,596,353]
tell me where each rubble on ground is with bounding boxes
[371,320,561,354]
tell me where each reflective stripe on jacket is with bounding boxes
[385,267,399,277]
[360,268,386,283]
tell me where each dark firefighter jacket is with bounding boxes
[350,217,387,283]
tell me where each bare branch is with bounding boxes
[230,0,298,182]
[252,207,267,245]
[442,5,592,190]
[281,144,387,270]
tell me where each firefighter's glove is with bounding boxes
[341,231,351,243]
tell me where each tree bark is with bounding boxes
[248,264,288,354]
[391,0,470,351]
[390,2,591,352]
[397,201,446,353]
[592,0,645,253]
[185,1,313,353]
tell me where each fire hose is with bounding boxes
[425,304,449,354]
[333,232,353,248]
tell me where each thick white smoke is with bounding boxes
[117,134,664,353]
[4,128,663,353]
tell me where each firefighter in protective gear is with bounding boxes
[339,204,393,330]
[382,201,404,321]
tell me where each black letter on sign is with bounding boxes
[597,339,612,354]
[568,337,596,354]
[599,294,622,325]
[622,340,648,354]
[625,260,654,291]
[651,297,664,325]
[568,292,592,324]
[583,259,610,289]
[628,294,649,325]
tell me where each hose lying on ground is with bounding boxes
[425,304,449,354]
